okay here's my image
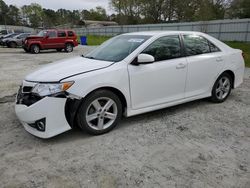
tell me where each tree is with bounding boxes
[7,5,21,25]
[228,0,250,18]
[21,3,43,28]
[0,0,8,25]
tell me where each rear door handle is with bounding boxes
[176,63,186,69]
[216,57,223,62]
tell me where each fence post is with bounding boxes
[218,23,222,40]
[245,21,250,42]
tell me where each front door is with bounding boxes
[44,31,58,49]
[128,35,188,110]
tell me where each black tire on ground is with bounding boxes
[24,48,30,53]
[56,48,63,52]
[76,90,123,135]
[30,44,40,54]
[65,43,73,53]
[8,42,17,48]
[210,72,232,103]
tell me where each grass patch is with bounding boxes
[225,41,250,67]
[78,35,111,46]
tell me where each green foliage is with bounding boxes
[228,0,250,19]
[110,0,231,24]
[21,3,43,28]
[225,41,250,67]
[0,0,249,27]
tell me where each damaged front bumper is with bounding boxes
[15,81,76,138]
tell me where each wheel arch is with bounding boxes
[65,41,75,47]
[29,42,42,49]
[8,40,17,46]
[65,86,128,128]
[219,70,235,89]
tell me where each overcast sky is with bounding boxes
[4,0,111,12]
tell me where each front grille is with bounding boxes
[16,82,42,106]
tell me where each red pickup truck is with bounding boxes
[23,29,78,54]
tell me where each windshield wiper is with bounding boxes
[82,55,96,59]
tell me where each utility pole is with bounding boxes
[118,0,121,25]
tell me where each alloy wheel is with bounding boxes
[85,97,118,130]
[215,76,231,100]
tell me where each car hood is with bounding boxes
[25,56,114,82]
[26,35,43,40]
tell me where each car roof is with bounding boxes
[45,29,74,31]
[124,30,205,36]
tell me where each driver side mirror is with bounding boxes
[133,53,155,65]
[45,35,49,39]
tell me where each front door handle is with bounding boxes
[176,63,186,69]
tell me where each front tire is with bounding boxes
[76,90,122,135]
[211,73,232,103]
[30,44,40,54]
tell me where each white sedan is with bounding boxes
[15,31,245,138]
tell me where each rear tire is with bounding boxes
[30,44,40,54]
[65,43,73,53]
[210,73,232,103]
[76,90,122,135]
[8,42,17,48]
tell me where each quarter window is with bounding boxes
[209,41,221,52]
[68,31,74,37]
[142,35,182,61]
[183,35,210,56]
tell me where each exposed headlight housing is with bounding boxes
[32,82,74,97]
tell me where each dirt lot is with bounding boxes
[0,46,250,188]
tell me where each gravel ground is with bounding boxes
[0,46,249,188]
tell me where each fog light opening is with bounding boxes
[35,118,46,132]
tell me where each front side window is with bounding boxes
[142,35,182,61]
[85,35,151,62]
[183,35,210,56]
[37,30,47,37]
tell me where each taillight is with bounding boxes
[242,52,245,59]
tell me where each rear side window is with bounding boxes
[142,35,182,62]
[48,31,57,38]
[67,31,74,37]
[58,31,66,37]
[183,35,210,56]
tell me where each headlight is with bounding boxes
[32,82,74,97]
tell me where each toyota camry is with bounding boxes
[15,31,245,138]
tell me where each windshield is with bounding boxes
[84,35,151,62]
[37,30,47,37]
[4,33,18,38]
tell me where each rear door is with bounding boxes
[57,30,67,48]
[183,34,225,98]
